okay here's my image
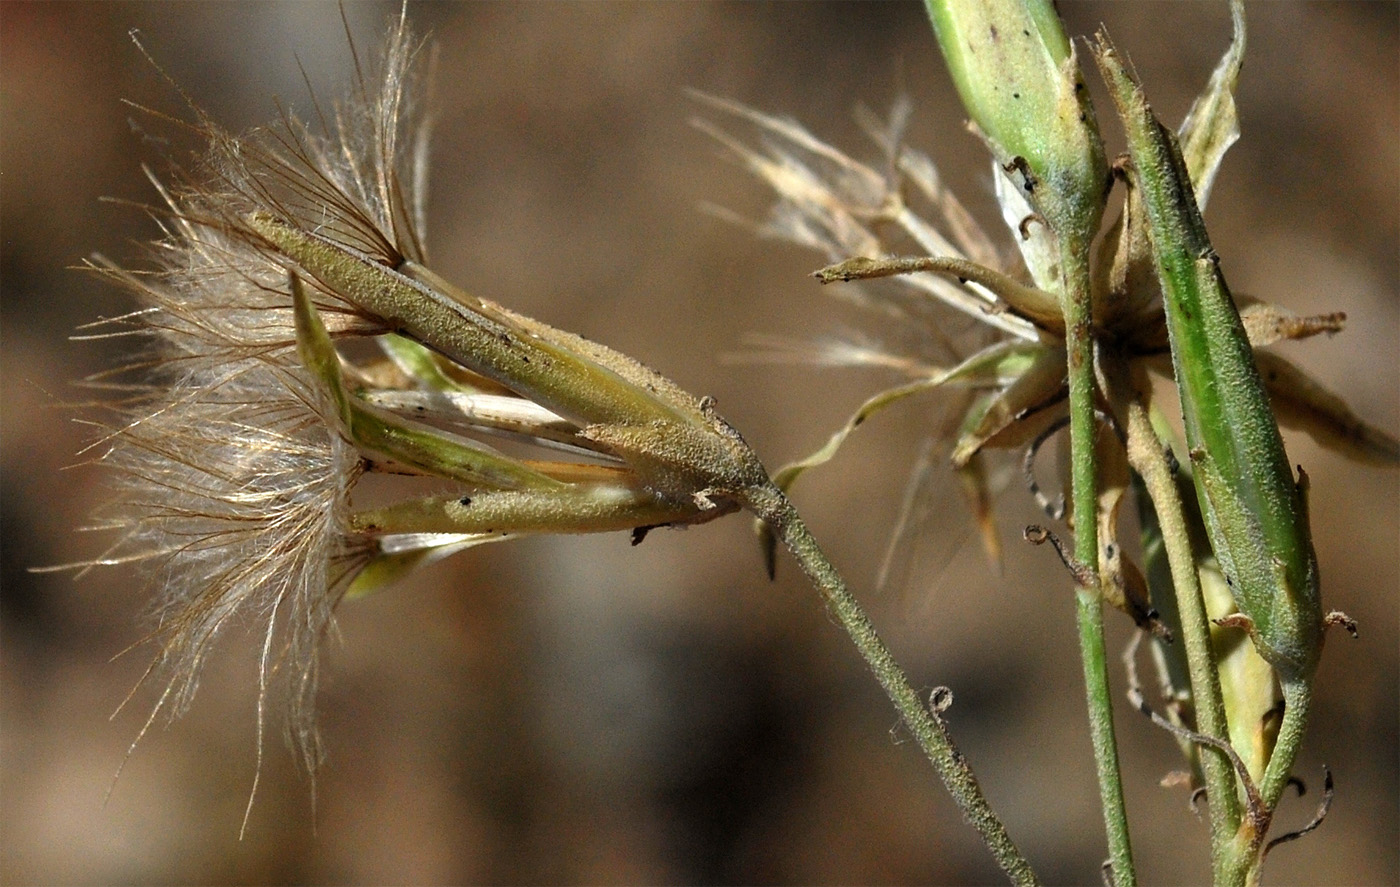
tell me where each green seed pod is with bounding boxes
[1094,39,1322,682]
[924,0,1107,243]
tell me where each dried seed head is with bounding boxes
[81,247,371,775]
[77,9,773,795]
[74,11,438,773]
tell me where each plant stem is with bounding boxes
[1258,679,1309,811]
[743,482,1038,887]
[1121,394,1241,877]
[1074,590,1132,879]
[1060,240,1136,886]
[1220,679,1312,887]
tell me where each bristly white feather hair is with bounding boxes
[73,8,431,798]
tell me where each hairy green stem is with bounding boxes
[1074,591,1131,879]
[743,483,1038,887]
[1259,680,1310,812]
[1122,395,1241,876]
[1061,241,1135,885]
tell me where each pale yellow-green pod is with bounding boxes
[924,0,1107,244]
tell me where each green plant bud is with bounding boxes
[1095,38,1322,682]
[248,213,687,432]
[351,482,724,539]
[924,0,1107,242]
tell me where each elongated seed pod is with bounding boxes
[1094,40,1321,682]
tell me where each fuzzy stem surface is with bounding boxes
[1061,240,1136,886]
[743,483,1038,887]
[1122,394,1242,877]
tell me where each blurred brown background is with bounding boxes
[2,2,1395,884]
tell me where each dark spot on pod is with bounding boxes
[458,496,472,507]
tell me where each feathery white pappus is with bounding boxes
[70,10,765,814]
[76,13,435,783]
